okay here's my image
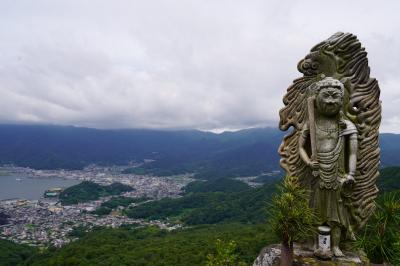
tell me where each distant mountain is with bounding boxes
[0,124,225,170]
[379,133,400,167]
[0,124,399,179]
[0,124,284,178]
[378,166,400,193]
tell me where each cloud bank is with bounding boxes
[0,0,399,132]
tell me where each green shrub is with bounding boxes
[356,192,400,264]
[206,239,247,266]
[268,176,318,246]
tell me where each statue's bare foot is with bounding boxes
[332,246,345,257]
[314,247,332,259]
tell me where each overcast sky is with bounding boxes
[0,1,399,132]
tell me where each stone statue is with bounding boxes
[278,32,381,258]
[299,77,357,257]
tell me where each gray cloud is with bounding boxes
[0,0,399,132]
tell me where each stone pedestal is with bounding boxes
[253,244,369,266]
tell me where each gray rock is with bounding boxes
[253,244,369,266]
[253,244,281,266]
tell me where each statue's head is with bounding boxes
[313,77,344,117]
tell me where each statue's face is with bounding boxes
[316,87,343,117]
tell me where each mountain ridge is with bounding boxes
[0,124,398,179]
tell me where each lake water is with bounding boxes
[0,175,80,200]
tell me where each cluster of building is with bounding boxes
[2,165,194,199]
[0,165,192,247]
[0,197,181,247]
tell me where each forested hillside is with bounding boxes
[0,125,283,179]
[0,239,37,266]
[1,166,400,265]
[59,181,134,205]
[26,224,276,266]
[378,166,400,192]
[1,124,400,180]
[126,180,276,225]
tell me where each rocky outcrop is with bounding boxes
[253,244,281,266]
[253,244,369,266]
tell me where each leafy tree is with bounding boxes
[356,192,400,264]
[67,225,91,238]
[268,176,318,266]
[206,239,247,266]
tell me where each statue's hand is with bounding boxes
[344,174,356,186]
[309,160,319,170]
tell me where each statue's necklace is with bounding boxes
[316,120,338,138]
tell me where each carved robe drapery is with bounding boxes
[301,119,357,232]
